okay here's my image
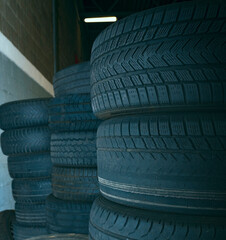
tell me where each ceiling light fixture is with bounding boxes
[84,16,117,23]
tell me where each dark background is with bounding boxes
[0,0,190,82]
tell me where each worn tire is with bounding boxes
[46,194,92,234]
[89,196,226,240]
[91,1,226,118]
[97,112,226,216]
[0,98,50,130]
[27,234,88,240]
[49,94,101,132]
[52,166,99,201]
[51,132,96,167]
[12,178,51,203]
[53,62,90,97]
[1,127,50,156]
[13,222,47,240]
[15,202,46,226]
[8,153,52,178]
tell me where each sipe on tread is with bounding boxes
[90,1,226,118]
[0,98,50,130]
[89,196,226,240]
[97,111,226,216]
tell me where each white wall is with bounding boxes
[0,32,53,211]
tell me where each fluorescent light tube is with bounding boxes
[84,16,117,23]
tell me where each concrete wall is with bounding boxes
[0,32,53,211]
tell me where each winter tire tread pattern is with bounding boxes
[90,1,226,118]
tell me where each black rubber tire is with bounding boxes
[1,127,50,156]
[97,111,226,216]
[13,222,47,240]
[46,194,92,235]
[89,196,226,240]
[52,166,99,201]
[0,210,15,240]
[26,234,88,240]
[49,94,101,132]
[15,202,46,226]
[8,153,52,178]
[0,98,50,130]
[53,62,90,97]
[12,178,51,203]
[51,132,97,167]
[90,1,226,119]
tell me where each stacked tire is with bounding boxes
[46,62,100,235]
[0,99,52,240]
[89,1,226,239]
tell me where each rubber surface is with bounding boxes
[52,166,99,201]
[89,196,226,240]
[51,131,97,167]
[90,1,226,118]
[0,210,15,240]
[1,127,50,156]
[15,202,46,226]
[12,178,52,203]
[46,194,92,234]
[49,94,101,132]
[27,234,88,240]
[53,62,90,97]
[8,153,52,178]
[13,222,47,240]
[0,98,50,130]
[97,112,226,216]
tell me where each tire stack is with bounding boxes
[46,62,100,234]
[89,1,226,239]
[0,99,52,240]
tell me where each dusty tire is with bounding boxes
[8,153,52,178]
[15,202,46,226]
[89,196,226,240]
[52,166,99,201]
[51,132,96,167]
[1,127,50,156]
[97,112,226,215]
[12,178,51,203]
[53,62,90,97]
[49,94,101,132]
[46,194,92,234]
[13,222,47,240]
[90,1,226,118]
[0,98,50,130]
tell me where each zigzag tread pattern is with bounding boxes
[90,2,226,117]
[1,127,50,156]
[51,132,96,166]
[0,98,49,130]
